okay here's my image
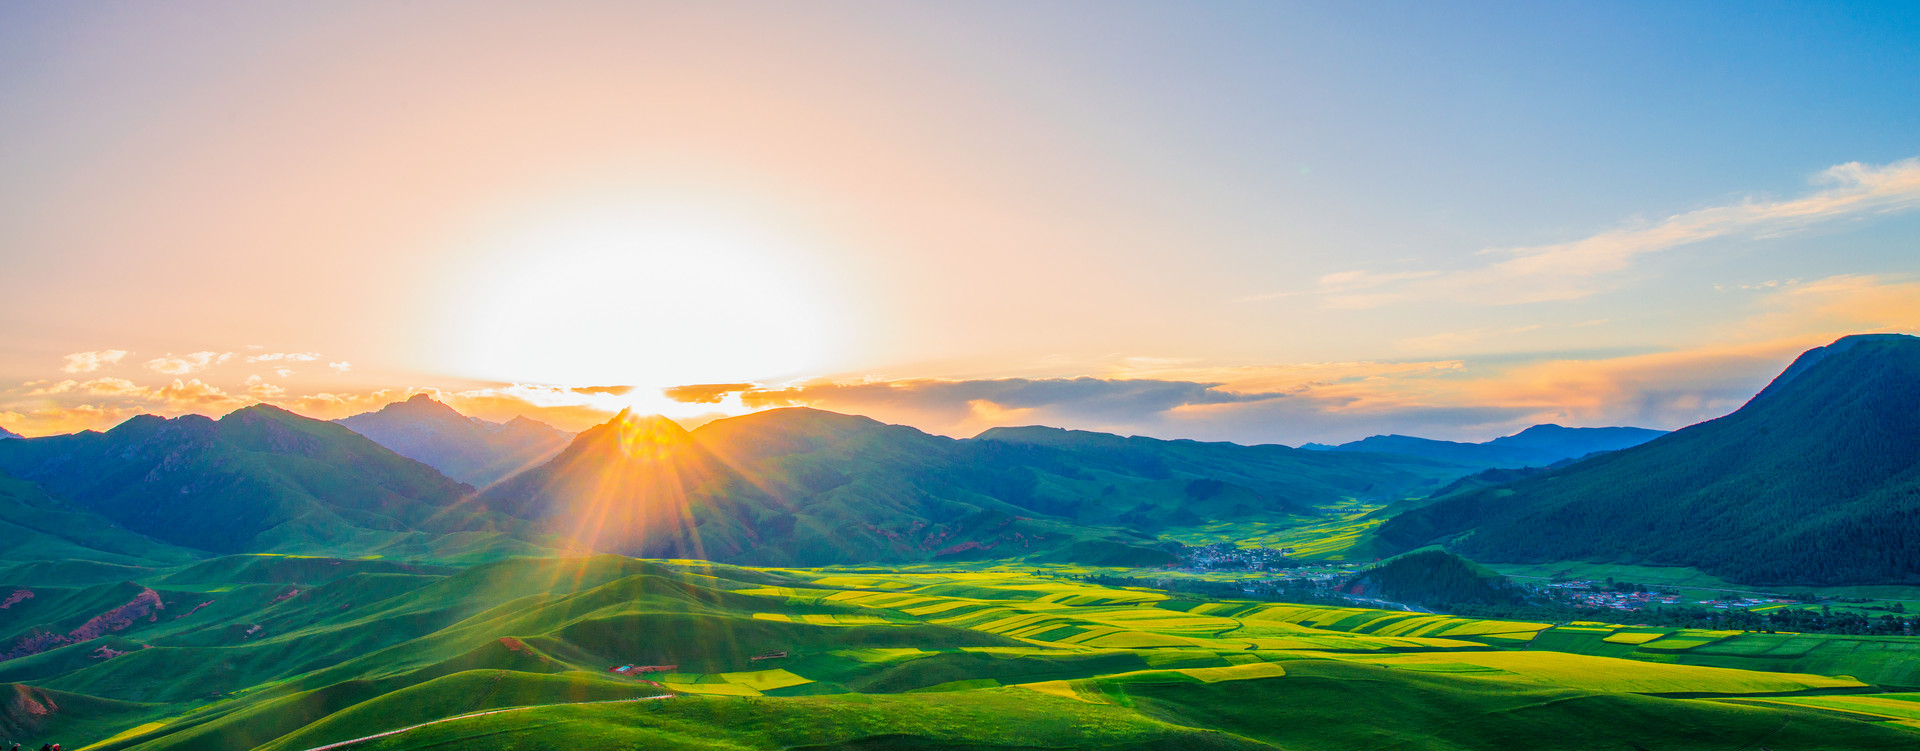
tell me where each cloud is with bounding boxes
[0,404,146,437]
[244,375,286,399]
[737,377,1287,436]
[153,379,243,408]
[570,385,637,396]
[663,383,756,404]
[1318,157,1920,308]
[328,361,352,372]
[1735,274,1920,338]
[61,350,127,373]
[245,352,321,363]
[146,351,232,375]
[28,377,150,398]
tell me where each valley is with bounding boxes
[0,335,1913,748]
[6,555,1920,750]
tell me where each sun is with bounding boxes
[438,204,842,392]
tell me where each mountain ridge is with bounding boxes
[0,404,537,557]
[1301,423,1667,470]
[336,394,573,487]
[1378,333,1920,586]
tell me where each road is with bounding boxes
[296,694,674,751]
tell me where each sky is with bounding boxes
[2,1,1918,444]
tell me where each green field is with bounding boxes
[0,555,1906,750]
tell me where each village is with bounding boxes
[1169,542,1803,613]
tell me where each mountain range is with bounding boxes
[1302,424,1667,469]
[5,333,1910,583]
[0,405,540,559]
[335,394,572,487]
[476,408,1472,565]
[1380,333,1920,586]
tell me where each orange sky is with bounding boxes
[3,3,1918,443]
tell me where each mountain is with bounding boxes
[1379,333,1920,586]
[1339,548,1531,609]
[1302,424,1666,469]
[336,394,572,487]
[0,427,19,440]
[0,472,199,568]
[0,405,539,557]
[477,407,1469,566]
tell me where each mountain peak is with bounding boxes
[606,411,689,437]
[1751,332,1919,404]
[224,403,297,419]
[0,426,19,440]
[380,393,464,419]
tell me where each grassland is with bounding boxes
[0,556,1908,750]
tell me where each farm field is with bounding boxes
[1487,561,1920,616]
[0,555,1911,750]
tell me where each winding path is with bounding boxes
[297,694,674,751]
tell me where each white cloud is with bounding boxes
[146,352,232,375]
[244,375,286,399]
[1319,157,1920,308]
[246,352,321,363]
[61,350,127,373]
[328,361,352,372]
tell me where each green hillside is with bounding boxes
[1380,334,1920,586]
[479,408,1469,566]
[0,475,196,569]
[1341,549,1532,608]
[0,557,1899,750]
[0,406,540,557]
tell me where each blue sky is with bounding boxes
[1,1,1916,442]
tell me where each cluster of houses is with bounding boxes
[1543,580,1801,612]
[1699,596,1796,610]
[1177,542,1308,571]
[1549,584,1683,610]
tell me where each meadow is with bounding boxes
[0,555,1903,749]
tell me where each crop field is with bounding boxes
[1161,506,1390,560]
[0,555,1910,750]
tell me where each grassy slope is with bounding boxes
[334,663,1916,751]
[0,406,541,558]
[0,559,1891,751]
[1380,334,1920,586]
[478,408,1472,567]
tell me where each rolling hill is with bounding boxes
[1378,333,1920,586]
[337,394,573,487]
[1302,423,1666,469]
[0,555,1913,750]
[477,408,1471,565]
[0,473,198,570]
[0,405,542,558]
[1340,549,1532,609]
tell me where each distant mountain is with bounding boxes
[0,405,537,556]
[1302,423,1667,469]
[478,408,1469,566]
[337,394,572,487]
[0,427,19,439]
[1379,333,1920,586]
